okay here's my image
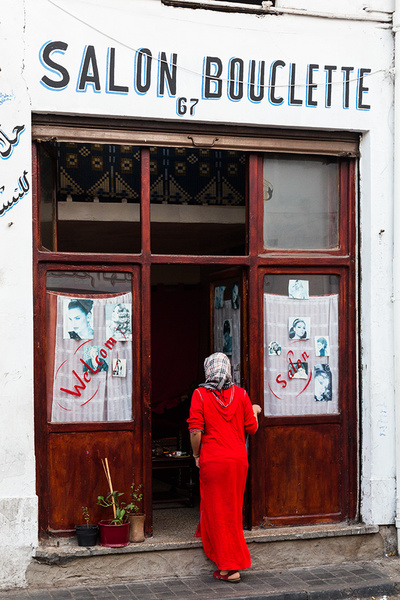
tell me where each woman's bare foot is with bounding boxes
[220,570,241,582]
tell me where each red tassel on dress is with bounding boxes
[187,385,258,571]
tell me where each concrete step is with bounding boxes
[28,522,391,589]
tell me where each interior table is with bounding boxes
[152,455,195,507]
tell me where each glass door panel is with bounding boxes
[263,273,340,416]
[46,271,134,423]
[211,274,244,386]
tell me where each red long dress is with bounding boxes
[187,385,258,571]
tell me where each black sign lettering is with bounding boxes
[107,48,128,94]
[0,124,25,159]
[324,65,337,108]
[358,68,371,110]
[228,58,244,101]
[269,60,285,105]
[248,60,265,102]
[342,66,354,109]
[289,63,302,106]
[307,64,319,107]
[203,57,223,99]
[135,48,152,94]
[40,41,70,90]
[158,52,177,96]
[78,45,101,92]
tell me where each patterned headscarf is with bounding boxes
[199,352,233,391]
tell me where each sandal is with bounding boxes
[213,570,241,583]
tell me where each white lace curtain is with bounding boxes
[50,292,132,422]
[264,293,339,416]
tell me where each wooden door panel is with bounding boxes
[48,431,134,532]
[264,423,342,525]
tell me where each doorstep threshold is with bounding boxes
[34,522,379,565]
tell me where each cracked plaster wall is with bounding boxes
[0,0,37,590]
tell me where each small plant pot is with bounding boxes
[128,514,145,543]
[75,524,99,547]
[98,520,130,547]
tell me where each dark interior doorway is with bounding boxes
[150,265,207,510]
[150,264,246,524]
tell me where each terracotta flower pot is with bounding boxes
[98,520,130,547]
[128,514,145,543]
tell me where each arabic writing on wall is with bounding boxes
[0,124,29,218]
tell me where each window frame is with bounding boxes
[258,155,354,256]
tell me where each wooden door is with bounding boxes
[248,156,357,527]
[209,269,256,526]
[258,269,356,525]
[35,265,142,534]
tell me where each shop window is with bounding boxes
[150,147,246,255]
[263,155,339,250]
[46,271,134,423]
[38,142,247,256]
[39,142,142,253]
[263,273,340,416]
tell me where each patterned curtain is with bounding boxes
[56,143,246,206]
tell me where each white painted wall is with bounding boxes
[359,127,396,525]
[0,0,397,588]
[0,0,37,590]
[276,0,394,15]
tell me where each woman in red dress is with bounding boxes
[188,353,261,583]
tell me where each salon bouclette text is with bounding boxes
[39,41,372,112]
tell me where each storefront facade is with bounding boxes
[0,0,397,589]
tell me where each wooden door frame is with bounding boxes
[32,124,358,535]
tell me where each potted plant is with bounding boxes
[126,480,145,543]
[75,506,98,547]
[97,458,130,547]
[97,490,131,547]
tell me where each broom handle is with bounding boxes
[102,458,117,519]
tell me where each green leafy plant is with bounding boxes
[98,458,144,524]
[125,481,143,515]
[97,491,130,525]
[81,506,90,527]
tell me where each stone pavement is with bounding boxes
[2,559,400,600]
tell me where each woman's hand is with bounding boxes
[195,456,200,469]
[252,404,262,416]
